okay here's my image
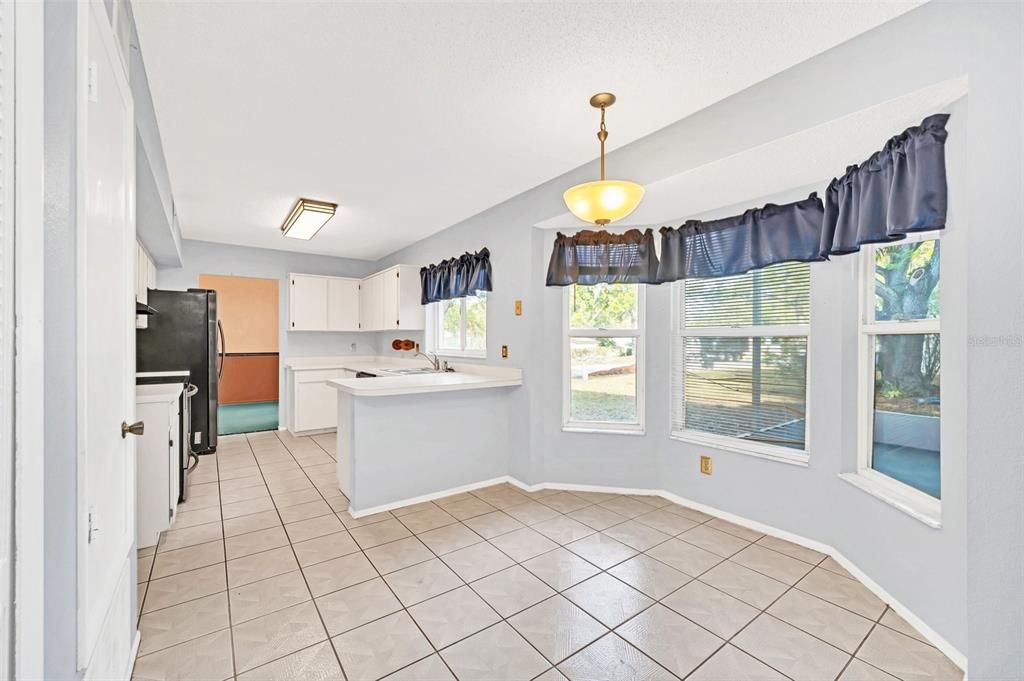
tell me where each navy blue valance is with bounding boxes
[545,113,950,286]
[420,248,492,305]
[546,229,660,286]
[657,193,825,282]
[821,113,950,256]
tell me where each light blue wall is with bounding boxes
[157,239,381,423]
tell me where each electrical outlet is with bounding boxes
[514,300,523,316]
[700,456,713,475]
[501,344,509,359]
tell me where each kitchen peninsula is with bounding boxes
[292,358,522,515]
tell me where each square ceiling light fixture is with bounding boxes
[280,198,337,240]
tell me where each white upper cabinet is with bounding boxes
[358,272,383,331]
[289,274,328,330]
[290,266,423,332]
[358,265,424,331]
[385,265,425,330]
[327,277,360,331]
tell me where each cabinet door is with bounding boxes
[294,370,340,432]
[290,275,328,330]
[359,274,380,331]
[327,278,360,331]
[396,265,425,330]
[167,401,179,522]
[381,268,400,329]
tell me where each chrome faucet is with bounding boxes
[414,351,441,371]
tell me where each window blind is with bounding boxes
[683,264,810,328]
[673,262,810,450]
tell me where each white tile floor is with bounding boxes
[133,430,964,681]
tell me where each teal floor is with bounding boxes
[219,401,279,435]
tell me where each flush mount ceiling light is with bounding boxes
[280,198,337,240]
[563,93,645,226]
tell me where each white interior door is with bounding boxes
[77,2,136,676]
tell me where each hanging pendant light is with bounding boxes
[563,93,645,226]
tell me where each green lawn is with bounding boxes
[570,374,637,422]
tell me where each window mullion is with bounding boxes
[680,325,810,338]
[459,299,467,352]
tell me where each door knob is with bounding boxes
[121,420,145,438]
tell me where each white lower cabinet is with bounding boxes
[287,368,356,434]
[136,385,183,548]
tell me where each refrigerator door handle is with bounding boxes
[217,319,226,379]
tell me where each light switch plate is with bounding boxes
[700,456,713,475]
[514,300,522,316]
[501,345,509,359]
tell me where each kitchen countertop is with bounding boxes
[328,370,522,397]
[136,370,190,379]
[287,354,523,397]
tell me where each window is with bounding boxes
[671,262,811,463]
[564,283,644,432]
[429,293,487,357]
[858,236,941,501]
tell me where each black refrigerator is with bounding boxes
[137,289,221,453]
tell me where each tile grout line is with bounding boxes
[139,432,948,681]
[291,431,466,681]
[243,430,349,679]
[218,439,241,681]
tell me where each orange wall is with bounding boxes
[220,355,279,404]
[199,274,279,353]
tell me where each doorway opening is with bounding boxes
[198,274,280,434]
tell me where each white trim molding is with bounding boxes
[562,284,646,434]
[13,1,47,677]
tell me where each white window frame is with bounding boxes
[427,293,487,359]
[562,284,646,435]
[670,266,812,466]
[841,232,942,527]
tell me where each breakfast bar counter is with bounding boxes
[329,365,523,514]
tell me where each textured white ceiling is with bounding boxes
[133,1,920,261]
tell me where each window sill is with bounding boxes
[433,350,487,360]
[562,425,645,437]
[670,432,809,467]
[838,471,942,528]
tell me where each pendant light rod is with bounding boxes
[590,92,616,181]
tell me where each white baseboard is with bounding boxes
[124,630,141,680]
[343,475,966,671]
[348,475,513,517]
